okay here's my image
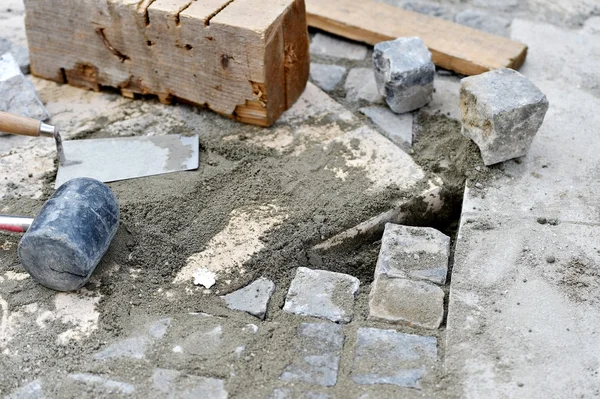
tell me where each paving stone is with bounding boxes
[359,106,413,146]
[460,68,549,165]
[0,38,29,74]
[373,37,435,113]
[344,68,384,104]
[271,389,329,399]
[310,33,368,60]
[0,52,48,121]
[455,9,511,36]
[375,223,450,285]
[222,277,275,320]
[152,368,227,399]
[280,323,344,387]
[67,373,135,395]
[310,63,346,92]
[5,380,45,399]
[94,336,149,360]
[283,267,360,323]
[148,317,172,339]
[369,277,444,329]
[350,327,437,389]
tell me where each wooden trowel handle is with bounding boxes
[0,111,44,137]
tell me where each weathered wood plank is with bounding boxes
[23,0,309,126]
[305,0,527,76]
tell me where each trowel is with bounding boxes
[0,111,199,187]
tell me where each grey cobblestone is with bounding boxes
[460,68,549,166]
[283,267,360,323]
[280,323,344,387]
[369,277,444,329]
[351,327,437,389]
[222,277,275,320]
[344,68,384,104]
[359,106,413,146]
[310,63,347,92]
[152,368,227,399]
[375,223,450,285]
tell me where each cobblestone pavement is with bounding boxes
[1,0,599,398]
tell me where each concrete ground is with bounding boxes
[1,0,599,398]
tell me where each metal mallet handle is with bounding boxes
[0,215,35,233]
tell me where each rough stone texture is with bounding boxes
[0,52,49,120]
[310,63,347,92]
[460,68,549,166]
[351,327,437,389]
[66,374,136,395]
[280,323,344,387]
[369,277,444,329]
[359,106,413,146]
[283,267,360,323]
[455,9,511,36]
[222,277,275,320]
[310,33,368,60]
[152,368,227,399]
[344,68,384,104]
[375,223,450,285]
[94,318,171,360]
[5,380,45,399]
[0,38,28,73]
[373,37,435,113]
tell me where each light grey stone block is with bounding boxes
[375,223,450,285]
[152,368,227,399]
[280,323,344,387]
[148,317,172,339]
[0,38,29,74]
[351,327,437,389]
[67,374,135,395]
[460,68,549,166]
[222,277,275,320]
[5,380,45,399]
[283,267,360,323]
[455,9,511,37]
[369,277,444,329]
[344,68,384,104]
[373,37,435,113]
[310,63,346,92]
[94,336,149,360]
[0,52,49,121]
[310,33,368,60]
[359,106,413,146]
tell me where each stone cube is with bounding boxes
[0,52,49,121]
[222,277,275,320]
[460,68,549,166]
[369,277,444,329]
[375,223,450,285]
[373,37,435,113]
[350,327,437,389]
[283,267,360,323]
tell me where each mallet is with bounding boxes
[0,178,120,291]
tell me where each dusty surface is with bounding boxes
[1,0,599,397]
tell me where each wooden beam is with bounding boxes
[23,0,310,126]
[305,0,527,76]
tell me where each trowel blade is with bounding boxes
[55,135,199,188]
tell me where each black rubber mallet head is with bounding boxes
[0,178,119,291]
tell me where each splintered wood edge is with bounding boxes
[26,0,309,127]
[306,0,528,76]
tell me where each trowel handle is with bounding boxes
[0,215,35,233]
[0,111,55,138]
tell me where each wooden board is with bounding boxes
[305,0,527,76]
[23,0,310,126]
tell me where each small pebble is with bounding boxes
[546,255,556,264]
[475,182,483,189]
[536,217,547,225]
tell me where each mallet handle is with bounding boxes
[0,111,55,138]
[0,215,35,233]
